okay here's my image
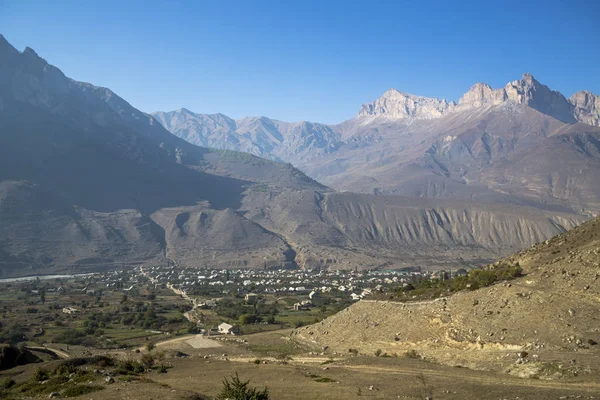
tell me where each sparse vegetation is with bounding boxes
[387,263,523,301]
[61,384,103,397]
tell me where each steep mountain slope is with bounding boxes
[156,74,600,215]
[294,216,600,374]
[0,35,321,276]
[0,35,591,276]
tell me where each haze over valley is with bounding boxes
[1,36,596,278]
[1,1,600,398]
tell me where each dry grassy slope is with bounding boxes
[151,205,293,268]
[293,217,600,370]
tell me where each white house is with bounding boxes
[218,322,238,335]
[350,293,362,301]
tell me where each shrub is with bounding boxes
[374,349,382,357]
[404,349,420,359]
[1,377,15,389]
[146,342,155,352]
[62,384,103,397]
[140,353,155,369]
[94,355,116,368]
[158,364,168,373]
[33,367,49,382]
[253,359,261,365]
[217,373,269,400]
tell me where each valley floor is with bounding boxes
[4,329,599,400]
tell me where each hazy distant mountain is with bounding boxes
[152,110,340,163]
[0,35,589,276]
[156,74,600,216]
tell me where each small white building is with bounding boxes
[350,293,362,301]
[62,307,79,314]
[218,322,238,335]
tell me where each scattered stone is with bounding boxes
[568,309,576,317]
[48,393,61,399]
[105,376,115,384]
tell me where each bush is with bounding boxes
[1,377,15,389]
[33,367,49,382]
[404,349,420,359]
[239,314,260,325]
[94,355,116,368]
[140,353,155,369]
[61,384,103,397]
[53,329,86,345]
[217,373,269,400]
[374,349,382,357]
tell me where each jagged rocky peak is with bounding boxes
[359,73,597,125]
[358,88,454,119]
[570,90,600,127]
[504,73,575,123]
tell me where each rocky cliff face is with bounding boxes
[357,89,453,119]
[571,90,600,127]
[456,83,507,110]
[357,73,595,126]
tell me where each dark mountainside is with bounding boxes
[156,76,600,216]
[0,36,589,277]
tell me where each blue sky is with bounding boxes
[1,0,599,123]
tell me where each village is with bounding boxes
[0,264,467,348]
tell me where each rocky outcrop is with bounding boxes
[503,73,575,123]
[571,90,600,127]
[357,89,454,119]
[456,83,506,110]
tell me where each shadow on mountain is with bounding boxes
[0,99,249,214]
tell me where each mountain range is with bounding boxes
[154,74,600,216]
[0,34,592,277]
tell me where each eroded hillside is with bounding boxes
[293,217,600,376]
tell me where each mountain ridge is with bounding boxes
[0,36,593,277]
[154,74,600,215]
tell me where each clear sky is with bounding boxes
[1,0,599,123]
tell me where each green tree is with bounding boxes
[218,373,269,400]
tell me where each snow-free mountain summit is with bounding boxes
[155,74,600,216]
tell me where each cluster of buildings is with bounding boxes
[136,265,458,302]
